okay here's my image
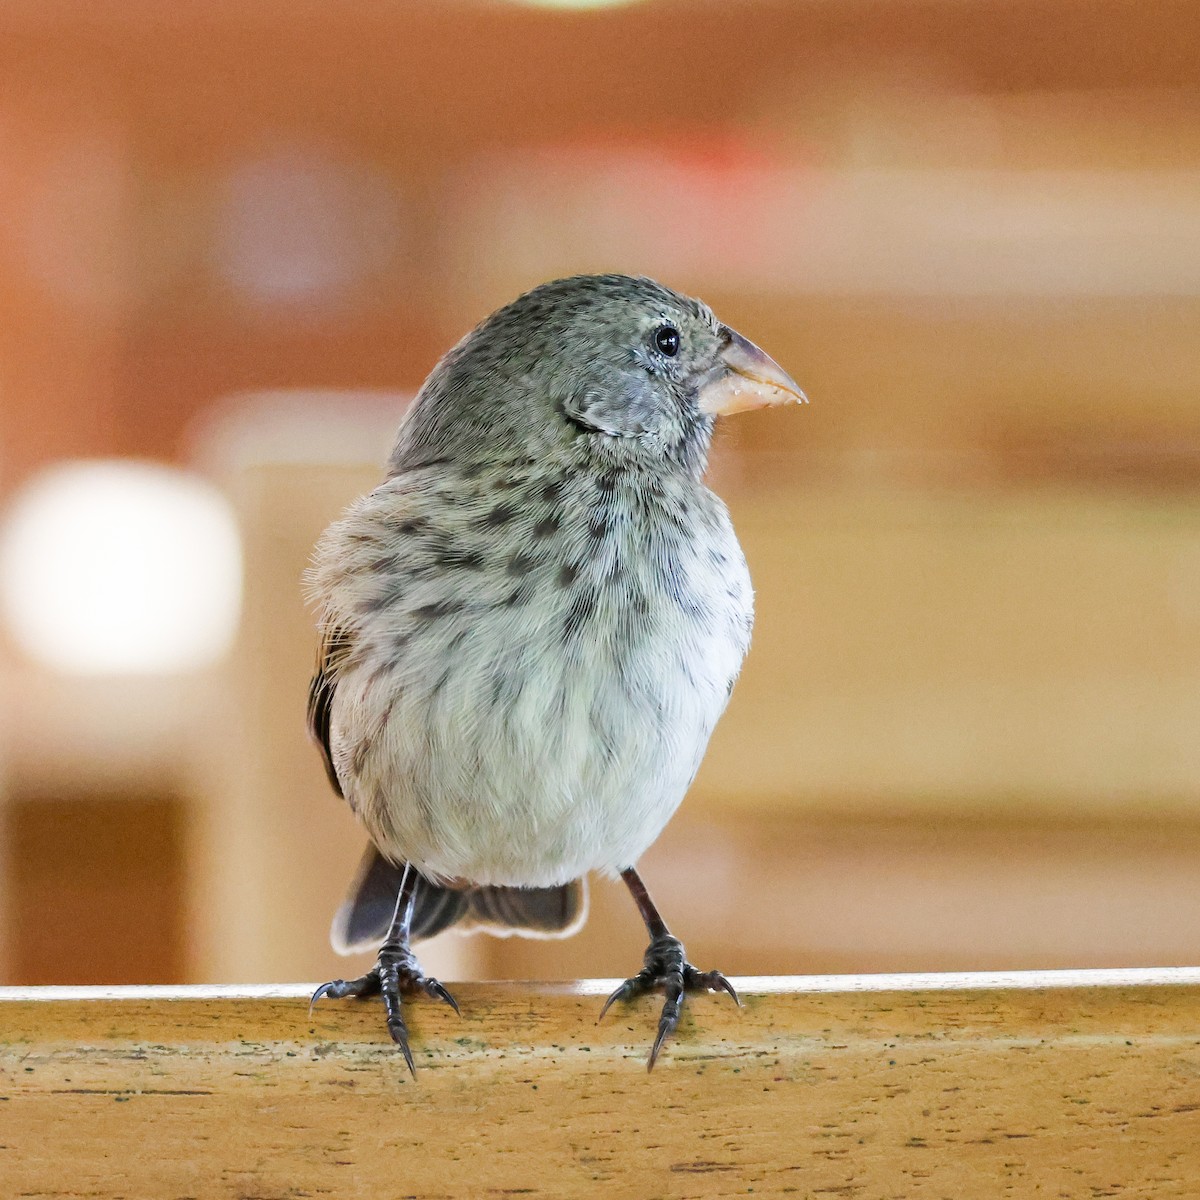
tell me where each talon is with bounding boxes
[309,967,382,1016]
[599,935,735,1068]
[710,972,741,1006]
[386,1013,417,1077]
[687,967,741,1008]
[310,943,455,1075]
[309,981,335,1016]
[648,1017,674,1072]
[426,978,461,1016]
[597,978,635,1023]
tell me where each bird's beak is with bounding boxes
[697,327,807,417]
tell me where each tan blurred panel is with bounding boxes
[4,794,185,985]
[695,487,1200,812]
[706,295,1200,482]
[188,457,379,983]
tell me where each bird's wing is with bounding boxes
[307,624,351,799]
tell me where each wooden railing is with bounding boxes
[3,969,1199,1197]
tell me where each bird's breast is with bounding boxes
[325,470,753,886]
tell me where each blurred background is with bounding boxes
[1,0,1199,989]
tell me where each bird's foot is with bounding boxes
[598,932,739,1070]
[310,942,459,1076]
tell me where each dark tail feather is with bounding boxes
[463,879,588,938]
[331,846,468,954]
[331,844,588,954]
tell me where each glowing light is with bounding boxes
[0,461,243,675]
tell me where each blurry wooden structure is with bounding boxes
[1,0,1200,986]
[4,970,1200,1196]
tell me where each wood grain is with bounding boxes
[3,970,1200,1198]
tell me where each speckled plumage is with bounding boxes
[311,449,750,888]
[307,274,803,1068]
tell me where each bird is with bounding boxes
[306,273,804,1072]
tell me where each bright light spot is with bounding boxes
[0,461,242,675]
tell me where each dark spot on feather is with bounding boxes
[413,599,463,620]
[541,478,565,503]
[677,651,698,689]
[436,547,484,570]
[367,555,398,573]
[533,515,559,539]
[661,567,706,619]
[485,504,517,527]
[430,664,453,695]
[660,503,689,534]
[558,563,579,588]
[503,580,536,608]
[367,658,395,688]
[588,511,612,539]
[393,517,427,536]
[507,552,537,577]
[364,579,406,613]
[596,472,618,494]
[351,740,370,775]
[563,588,597,639]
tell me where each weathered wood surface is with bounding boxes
[3,970,1200,1198]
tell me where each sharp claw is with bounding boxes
[714,974,741,1006]
[648,1014,675,1071]
[309,949,449,1071]
[308,981,335,1016]
[428,979,461,1016]
[605,938,734,1067]
[391,1024,417,1078]
[597,988,622,1023]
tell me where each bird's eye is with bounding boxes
[653,325,680,357]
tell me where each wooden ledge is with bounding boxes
[4,969,1200,1197]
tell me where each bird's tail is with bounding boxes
[331,844,589,955]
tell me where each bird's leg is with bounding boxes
[310,864,459,1076]
[599,866,739,1070]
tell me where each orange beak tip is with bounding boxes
[697,327,806,417]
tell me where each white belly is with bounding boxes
[329,500,752,887]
